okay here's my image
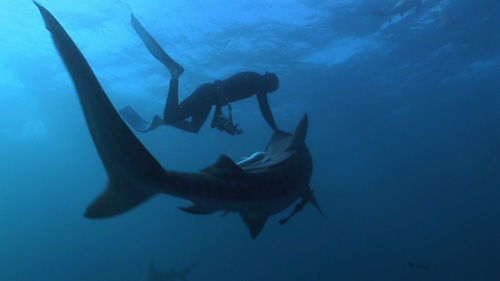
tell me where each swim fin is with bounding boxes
[119,105,163,132]
[131,13,184,79]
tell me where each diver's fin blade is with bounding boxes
[119,105,160,132]
[240,215,268,239]
[286,114,308,151]
[178,203,216,215]
[131,13,184,77]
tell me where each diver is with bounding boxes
[120,14,282,136]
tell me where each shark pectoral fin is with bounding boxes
[202,155,245,178]
[85,180,154,218]
[308,189,327,219]
[285,114,308,152]
[178,202,216,215]
[240,215,268,239]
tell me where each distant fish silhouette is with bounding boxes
[408,261,430,270]
[370,0,423,23]
[142,260,197,281]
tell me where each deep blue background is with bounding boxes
[1,0,499,280]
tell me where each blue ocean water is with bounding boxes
[1,0,499,280]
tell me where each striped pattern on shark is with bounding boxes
[34,2,323,239]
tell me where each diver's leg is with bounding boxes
[187,104,212,133]
[166,104,211,134]
[163,82,214,133]
[163,79,181,122]
[131,14,184,79]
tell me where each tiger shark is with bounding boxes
[34,2,323,239]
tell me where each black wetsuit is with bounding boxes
[163,71,279,134]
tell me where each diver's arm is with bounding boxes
[257,92,279,132]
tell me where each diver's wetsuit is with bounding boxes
[120,14,281,135]
[163,72,279,135]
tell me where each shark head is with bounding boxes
[237,114,312,238]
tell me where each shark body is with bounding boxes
[34,3,321,238]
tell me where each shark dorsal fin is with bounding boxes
[240,215,268,239]
[286,114,308,151]
[202,155,245,178]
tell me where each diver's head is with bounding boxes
[263,71,279,93]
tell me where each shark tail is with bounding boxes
[84,179,156,218]
[34,2,168,218]
[177,260,198,281]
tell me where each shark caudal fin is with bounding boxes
[34,2,167,218]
